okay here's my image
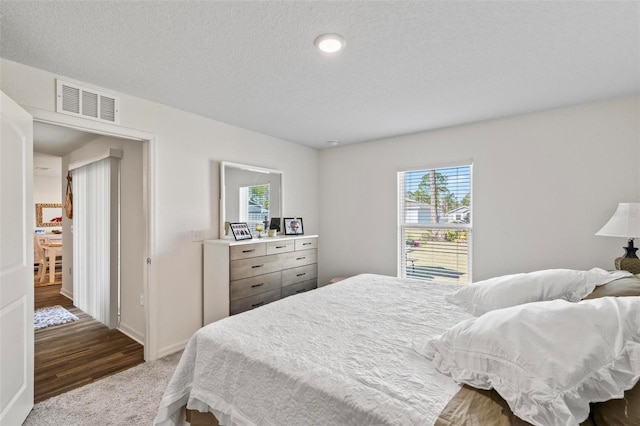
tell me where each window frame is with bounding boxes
[239,183,271,233]
[397,162,473,283]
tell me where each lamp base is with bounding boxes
[622,238,639,258]
[614,257,640,274]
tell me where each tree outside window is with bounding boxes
[399,165,472,283]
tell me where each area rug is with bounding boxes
[34,305,79,330]
[24,351,183,426]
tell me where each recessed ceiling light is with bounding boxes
[328,140,339,146]
[314,34,345,54]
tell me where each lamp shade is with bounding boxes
[595,203,640,238]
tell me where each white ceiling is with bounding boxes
[32,122,101,177]
[1,1,639,150]
[33,122,101,157]
[33,152,62,178]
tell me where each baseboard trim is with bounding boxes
[157,338,190,359]
[118,322,145,346]
[59,287,73,300]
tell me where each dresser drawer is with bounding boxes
[281,279,317,298]
[230,243,266,260]
[279,249,317,269]
[204,236,319,325]
[295,238,317,251]
[266,240,295,255]
[230,271,281,301]
[230,255,281,280]
[282,264,317,287]
[230,289,281,315]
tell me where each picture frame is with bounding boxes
[284,217,304,235]
[269,217,281,231]
[36,203,63,227]
[229,222,253,241]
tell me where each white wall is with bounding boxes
[319,96,640,285]
[1,59,320,358]
[61,135,145,342]
[33,173,62,231]
[5,57,638,358]
[33,175,61,205]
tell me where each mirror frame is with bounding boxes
[36,203,63,227]
[220,162,283,238]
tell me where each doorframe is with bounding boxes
[26,106,158,361]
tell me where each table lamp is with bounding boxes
[595,202,640,273]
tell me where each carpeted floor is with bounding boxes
[24,350,182,426]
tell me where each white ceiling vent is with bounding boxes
[56,79,119,124]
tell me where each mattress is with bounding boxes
[155,273,473,426]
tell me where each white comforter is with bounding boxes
[154,274,472,426]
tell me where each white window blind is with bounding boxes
[239,187,249,222]
[398,164,472,283]
[239,183,270,233]
[72,156,120,328]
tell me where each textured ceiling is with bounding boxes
[1,1,639,149]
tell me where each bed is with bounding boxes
[155,271,640,426]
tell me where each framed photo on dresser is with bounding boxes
[230,222,253,241]
[269,217,281,232]
[284,218,304,235]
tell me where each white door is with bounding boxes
[0,91,34,424]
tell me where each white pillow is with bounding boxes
[445,267,631,316]
[420,297,640,426]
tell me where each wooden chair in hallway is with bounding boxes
[34,235,62,283]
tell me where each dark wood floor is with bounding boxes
[34,283,145,402]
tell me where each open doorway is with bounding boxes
[32,121,148,401]
[33,152,64,286]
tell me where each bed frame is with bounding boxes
[185,408,218,426]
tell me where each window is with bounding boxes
[398,164,472,283]
[239,184,270,233]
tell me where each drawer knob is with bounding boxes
[276,245,286,249]
[242,249,256,253]
[252,264,264,269]
[303,242,311,246]
[296,273,306,277]
[251,283,264,288]
[296,256,306,260]
[251,301,265,308]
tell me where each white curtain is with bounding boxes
[72,157,119,328]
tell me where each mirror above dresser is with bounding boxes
[220,162,283,237]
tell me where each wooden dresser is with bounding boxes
[203,235,318,325]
